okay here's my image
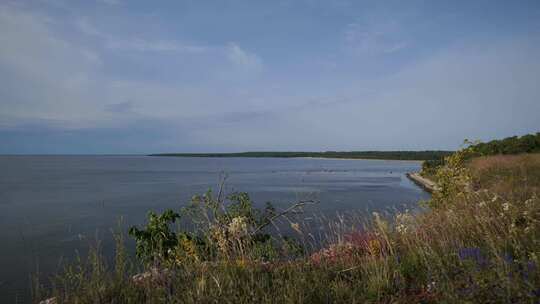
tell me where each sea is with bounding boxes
[0,155,430,302]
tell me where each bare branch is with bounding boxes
[250,200,318,235]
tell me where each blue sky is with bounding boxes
[1,0,539,153]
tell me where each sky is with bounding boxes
[0,0,539,154]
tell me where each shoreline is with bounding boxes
[406,172,439,192]
[302,157,423,162]
[149,151,452,162]
[150,155,428,162]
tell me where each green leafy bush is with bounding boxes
[129,189,311,266]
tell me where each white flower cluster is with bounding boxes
[426,281,437,293]
[228,216,249,238]
[395,211,415,234]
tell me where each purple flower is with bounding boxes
[521,260,537,282]
[503,253,514,264]
[458,247,488,268]
[526,260,537,274]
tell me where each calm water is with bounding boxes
[0,155,429,302]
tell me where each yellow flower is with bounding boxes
[290,222,302,234]
[368,239,381,256]
[236,258,248,268]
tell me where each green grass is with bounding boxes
[35,151,540,303]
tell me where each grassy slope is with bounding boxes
[37,153,540,303]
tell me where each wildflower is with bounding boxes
[367,239,382,256]
[478,201,486,207]
[290,222,302,234]
[236,258,248,268]
[426,281,436,293]
[344,230,385,255]
[39,297,57,304]
[228,216,248,238]
[176,236,199,263]
[211,226,229,254]
[372,212,389,233]
[396,212,414,224]
[132,267,171,286]
[520,260,538,282]
[502,203,510,211]
[503,253,514,264]
[395,212,414,234]
[396,224,408,234]
[310,244,350,265]
[458,247,487,268]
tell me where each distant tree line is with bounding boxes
[151,150,454,161]
[470,132,540,155]
[421,132,540,177]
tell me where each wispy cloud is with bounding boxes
[343,20,408,55]
[76,17,104,37]
[75,17,262,73]
[76,17,208,53]
[226,43,263,71]
[105,39,208,53]
[104,101,135,114]
[0,4,103,122]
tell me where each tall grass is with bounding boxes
[36,152,540,303]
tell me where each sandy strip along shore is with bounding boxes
[406,172,439,193]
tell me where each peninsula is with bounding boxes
[150,151,452,161]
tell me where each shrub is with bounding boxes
[129,189,313,266]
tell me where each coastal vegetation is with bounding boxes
[151,151,453,161]
[420,132,540,179]
[471,133,540,155]
[35,136,540,303]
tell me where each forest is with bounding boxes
[151,150,453,161]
